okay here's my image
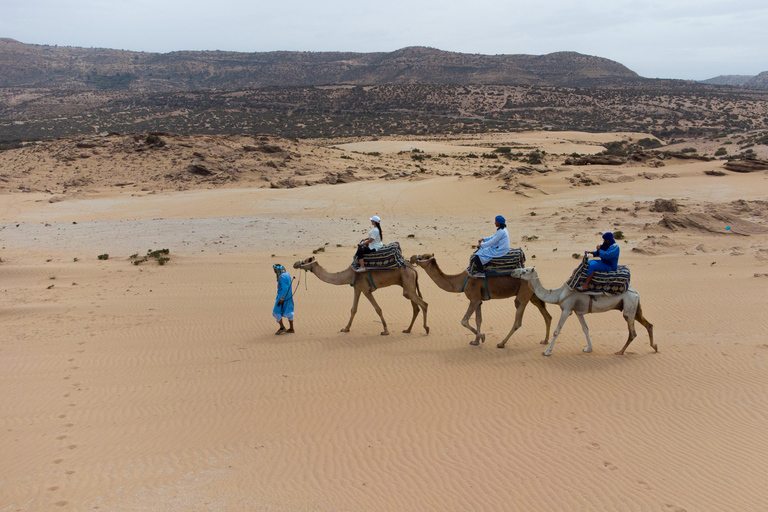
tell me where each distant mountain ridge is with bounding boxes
[701,72,768,89]
[0,38,641,91]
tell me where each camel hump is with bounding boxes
[467,248,526,277]
[353,242,406,271]
[566,259,631,295]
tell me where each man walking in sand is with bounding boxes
[272,264,295,334]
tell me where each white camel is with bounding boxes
[512,266,656,356]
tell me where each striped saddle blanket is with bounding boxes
[566,255,630,294]
[467,248,526,277]
[353,242,406,270]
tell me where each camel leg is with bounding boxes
[341,288,362,333]
[497,295,528,349]
[461,300,484,345]
[635,303,657,352]
[475,303,484,344]
[402,290,429,335]
[531,294,552,345]
[403,300,419,334]
[362,290,389,336]
[576,314,592,353]
[615,304,639,355]
[544,308,572,356]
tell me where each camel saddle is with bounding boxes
[467,248,526,277]
[353,242,406,270]
[566,255,630,295]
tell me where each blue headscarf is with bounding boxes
[495,215,505,224]
[602,232,616,246]
[273,264,286,280]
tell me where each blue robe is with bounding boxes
[588,243,620,273]
[476,228,510,264]
[273,272,294,321]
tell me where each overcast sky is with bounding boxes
[2,0,766,80]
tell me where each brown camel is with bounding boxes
[409,253,551,347]
[293,256,429,336]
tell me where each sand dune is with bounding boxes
[2,133,768,511]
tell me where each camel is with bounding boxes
[293,256,429,336]
[512,266,656,356]
[409,254,551,347]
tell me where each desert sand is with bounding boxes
[2,131,768,511]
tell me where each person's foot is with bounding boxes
[286,328,295,333]
[275,326,286,335]
[575,285,587,292]
[355,266,367,273]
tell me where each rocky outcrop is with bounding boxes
[723,159,768,173]
[563,155,626,166]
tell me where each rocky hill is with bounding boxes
[702,72,768,89]
[0,38,640,90]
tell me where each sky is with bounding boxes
[2,0,767,81]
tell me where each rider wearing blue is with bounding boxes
[472,215,510,275]
[272,264,295,334]
[577,232,619,291]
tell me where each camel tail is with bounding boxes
[406,262,424,299]
[415,269,423,298]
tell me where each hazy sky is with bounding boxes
[2,0,766,80]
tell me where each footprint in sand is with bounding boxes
[64,423,74,428]
[664,505,687,512]
[587,442,601,451]
[52,459,64,464]
[57,435,67,440]
[603,462,618,470]
[67,444,77,450]
[55,501,68,507]
[47,486,59,491]
[637,480,652,491]
[65,470,75,475]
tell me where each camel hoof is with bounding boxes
[381,331,389,336]
[469,340,479,346]
[540,339,548,345]
[614,351,625,356]
[583,347,592,353]
[496,342,505,349]
[652,344,659,352]
[340,328,350,333]
[480,334,486,344]
[543,350,552,356]
[425,327,430,335]
[402,329,411,334]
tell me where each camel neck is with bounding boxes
[422,260,468,293]
[528,275,568,304]
[311,264,354,286]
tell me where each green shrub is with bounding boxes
[98,254,109,260]
[715,148,727,156]
[637,138,662,149]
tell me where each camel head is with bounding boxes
[409,253,435,268]
[293,256,317,270]
[512,267,537,281]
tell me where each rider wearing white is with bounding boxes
[472,215,510,274]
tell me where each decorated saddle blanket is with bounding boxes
[566,255,630,294]
[467,248,526,277]
[353,242,406,270]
